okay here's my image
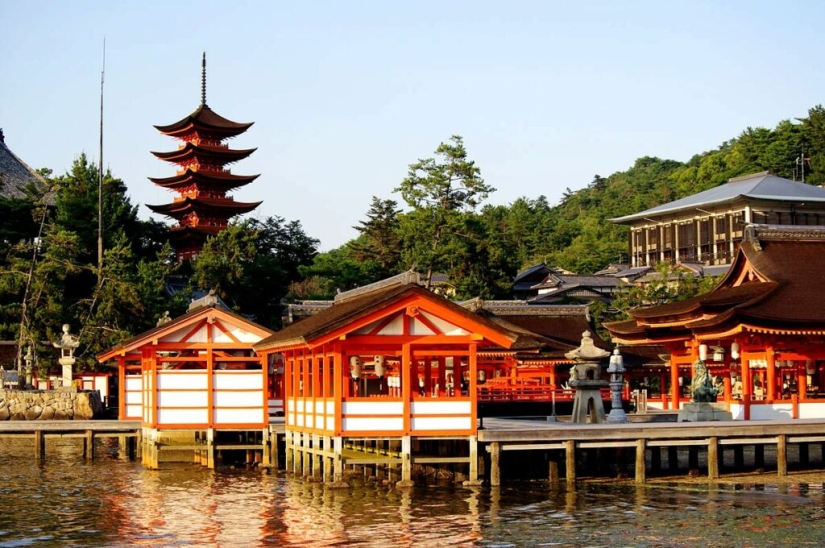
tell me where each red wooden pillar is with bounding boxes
[766,345,776,402]
[670,361,680,411]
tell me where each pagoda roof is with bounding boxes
[148,169,259,191]
[611,172,825,224]
[151,142,256,165]
[154,104,253,139]
[605,224,825,343]
[146,196,262,217]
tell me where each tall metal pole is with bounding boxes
[97,38,106,279]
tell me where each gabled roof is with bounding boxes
[605,224,825,343]
[254,282,518,351]
[611,172,825,224]
[0,131,45,199]
[97,303,274,363]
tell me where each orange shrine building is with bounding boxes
[605,224,825,421]
[96,292,277,468]
[148,54,261,262]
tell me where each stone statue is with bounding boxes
[690,360,718,403]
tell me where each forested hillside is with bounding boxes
[2,106,824,370]
[299,105,825,297]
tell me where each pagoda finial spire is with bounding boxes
[201,52,207,107]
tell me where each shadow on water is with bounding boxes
[2,438,825,546]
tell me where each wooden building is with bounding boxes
[611,171,825,268]
[605,224,825,420]
[253,273,527,484]
[148,54,261,261]
[97,293,276,468]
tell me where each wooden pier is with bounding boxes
[478,417,825,485]
[0,420,141,460]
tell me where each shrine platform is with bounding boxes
[478,416,825,485]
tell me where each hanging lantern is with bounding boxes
[731,342,740,360]
[350,356,362,379]
[807,360,817,375]
[712,346,725,362]
[373,355,385,378]
[699,344,708,361]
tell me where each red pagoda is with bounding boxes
[148,53,261,261]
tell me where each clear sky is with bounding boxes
[2,1,824,251]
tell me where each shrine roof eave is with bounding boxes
[254,283,517,352]
[97,304,274,363]
[629,282,777,321]
[154,104,253,136]
[167,226,221,242]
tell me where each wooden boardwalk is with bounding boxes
[477,417,825,485]
[0,420,142,460]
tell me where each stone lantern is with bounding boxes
[565,331,610,423]
[24,345,34,389]
[606,348,628,423]
[53,324,79,389]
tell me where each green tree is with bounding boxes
[395,135,494,288]
[348,196,402,278]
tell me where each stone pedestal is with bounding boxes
[677,402,732,422]
[59,357,75,388]
[571,381,607,424]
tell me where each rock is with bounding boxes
[40,407,55,420]
[0,407,8,420]
[53,409,70,421]
[10,412,26,420]
[25,406,43,420]
[74,396,96,420]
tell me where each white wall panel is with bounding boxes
[213,372,262,390]
[411,400,471,415]
[213,408,263,424]
[343,401,404,415]
[158,391,208,407]
[158,372,208,390]
[342,417,403,431]
[411,416,471,431]
[158,408,208,424]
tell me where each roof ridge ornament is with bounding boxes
[201,52,207,107]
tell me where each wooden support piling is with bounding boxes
[635,439,646,483]
[490,442,501,486]
[565,440,576,485]
[707,437,719,479]
[777,434,787,477]
[34,430,45,460]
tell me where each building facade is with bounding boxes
[611,172,825,268]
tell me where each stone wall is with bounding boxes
[0,388,104,420]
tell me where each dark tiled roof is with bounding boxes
[0,132,45,199]
[611,172,825,223]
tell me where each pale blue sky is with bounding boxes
[2,1,824,250]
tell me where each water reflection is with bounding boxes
[2,438,825,546]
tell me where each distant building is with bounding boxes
[512,264,628,304]
[610,171,825,268]
[0,128,45,199]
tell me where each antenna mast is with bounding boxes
[97,38,106,279]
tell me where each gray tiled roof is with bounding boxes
[0,131,44,199]
[610,172,825,223]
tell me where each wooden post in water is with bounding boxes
[707,437,719,479]
[688,446,699,476]
[565,440,577,485]
[312,434,322,479]
[34,430,45,460]
[468,436,480,484]
[333,437,344,482]
[548,459,560,485]
[754,444,765,472]
[490,442,501,487]
[206,428,215,470]
[777,435,788,477]
[635,439,646,483]
[83,430,95,460]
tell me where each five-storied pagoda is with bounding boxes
[148,53,261,261]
